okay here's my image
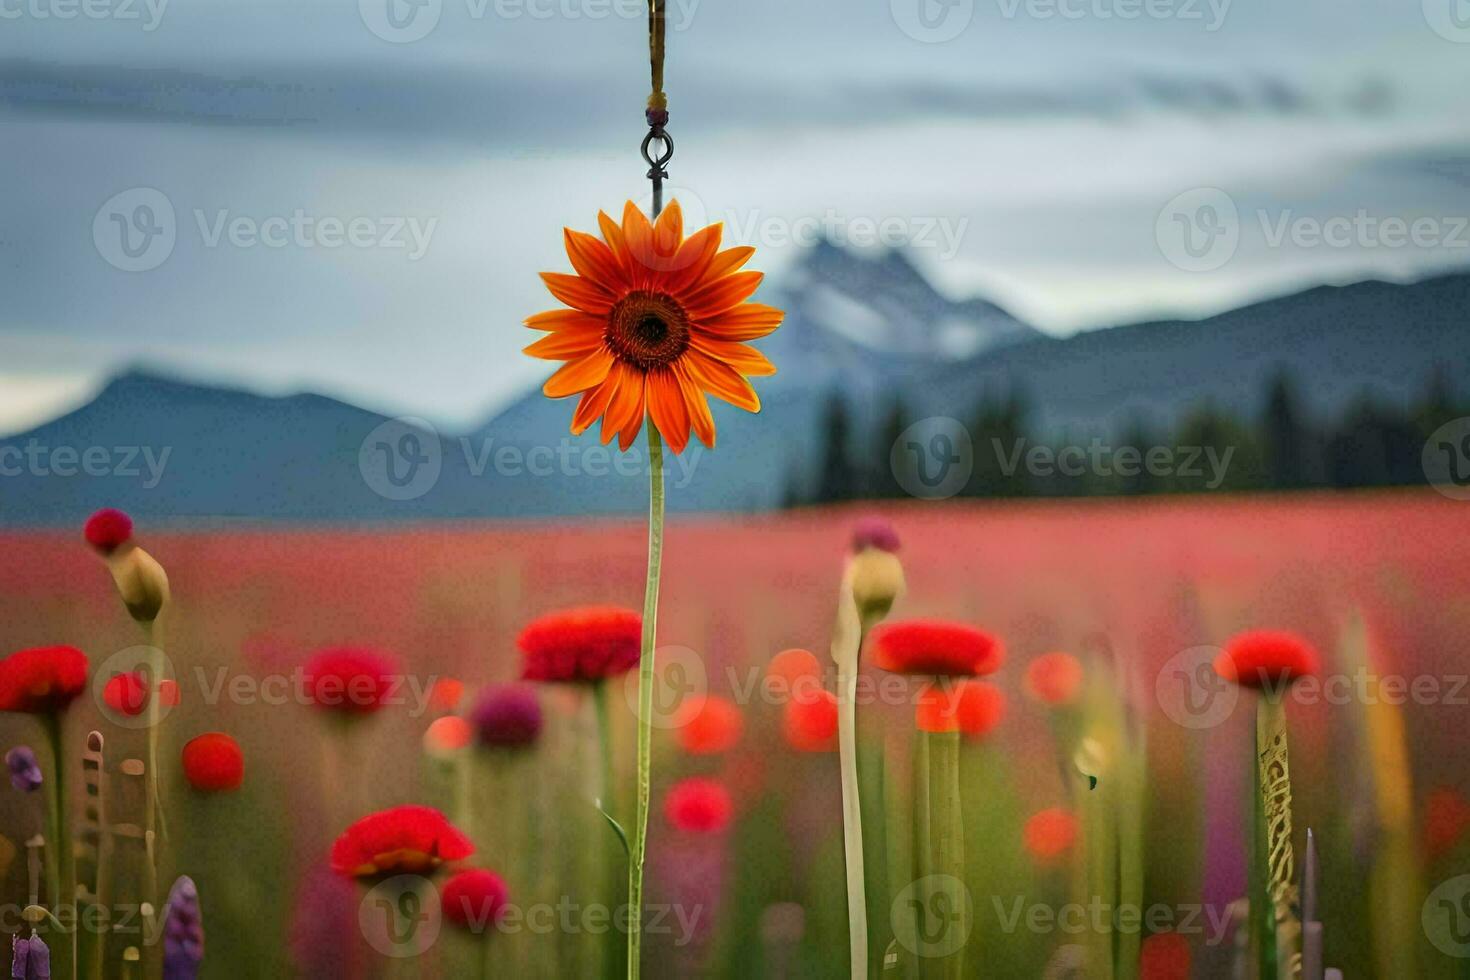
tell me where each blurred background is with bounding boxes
[3,0,1470,977]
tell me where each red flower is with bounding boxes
[0,645,89,715]
[330,805,474,878]
[181,733,244,792]
[1424,788,1470,860]
[664,778,733,833]
[1023,652,1084,706]
[1022,808,1078,864]
[304,647,400,715]
[83,508,133,554]
[870,620,1004,677]
[518,606,642,683]
[781,691,838,752]
[1214,629,1320,689]
[676,696,744,754]
[103,672,150,717]
[441,869,509,932]
[1140,932,1192,980]
[955,680,1007,738]
[766,648,826,705]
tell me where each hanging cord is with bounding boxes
[640,0,673,216]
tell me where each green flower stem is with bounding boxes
[627,425,665,980]
[1255,692,1297,978]
[143,620,166,979]
[920,730,965,980]
[42,713,76,980]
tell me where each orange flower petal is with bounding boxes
[564,229,626,292]
[683,271,764,320]
[621,201,657,286]
[598,210,632,274]
[697,245,755,286]
[674,362,716,448]
[601,362,646,448]
[685,348,760,412]
[525,309,605,332]
[524,329,604,360]
[665,223,722,294]
[688,335,776,377]
[694,303,785,341]
[540,272,613,314]
[572,376,618,435]
[652,199,684,263]
[647,367,691,455]
[542,349,613,398]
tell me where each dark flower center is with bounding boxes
[607,291,690,371]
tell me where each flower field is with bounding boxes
[1,490,1469,978]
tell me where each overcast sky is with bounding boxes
[2,0,1468,433]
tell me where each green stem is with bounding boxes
[1255,693,1297,979]
[143,621,165,977]
[43,713,77,980]
[922,731,965,980]
[627,425,665,980]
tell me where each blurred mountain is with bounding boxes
[1,243,1467,525]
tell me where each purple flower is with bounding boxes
[851,516,900,554]
[11,933,49,979]
[470,686,543,748]
[162,876,203,980]
[5,747,42,794]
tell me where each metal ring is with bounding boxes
[640,128,674,172]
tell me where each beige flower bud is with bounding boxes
[847,548,904,629]
[106,544,170,624]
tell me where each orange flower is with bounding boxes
[915,681,1005,736]
[1023,652,1084,707]
[766,648,826,705]
[954,680,1007,738]
[525,201,782,453]
[1022,807,1078,864]
[676,695,744,755]
[915,682,960,733]
[782,691,839,752]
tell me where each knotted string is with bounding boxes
[641,0,672,216]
